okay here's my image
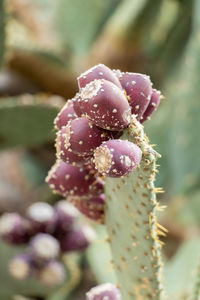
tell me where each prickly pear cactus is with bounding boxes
[105,115,165,299]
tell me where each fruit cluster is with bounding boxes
[0,201,95,286]
[47,64,161,224]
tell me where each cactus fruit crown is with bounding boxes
[45,63,163,299]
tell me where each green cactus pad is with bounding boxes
[0,96,63,149]
[105,116,165,299]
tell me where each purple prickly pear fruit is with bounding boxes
[0,213,29,245]
[119,72,152,119]
[29,233,60,265]
[78,64,122,89]
[54,200,79,233]
[86,283,121,300]
[88,177,105,197]
[60,225,96,252]
[54,99,77,130]
[37,260,66,286]
[112,69,123,79]
[27,202,56,234]
[72,93,84,117]
[83,159,97,174]
[8,253,33,280]
[79,79,131,130]
[57,117,113,156]
[141,88,161,123]
[46,160,103,197]
[94,140,142,178]
[56,129,92,166]
[70,194,105,224]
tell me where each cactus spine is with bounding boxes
[105,115,165,299]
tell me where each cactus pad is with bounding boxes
[105,115,165,299]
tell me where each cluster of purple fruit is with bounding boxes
[46,64,161,224]
[0,201,95,286]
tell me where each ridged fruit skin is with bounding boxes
[8,253,33,280]
[79,79,131,130]
[141,88,161,123]
[86,283,121,300]
[94,139,142,177]
[37,260,66,286]
[57,117,114,156]
[0,213,29,245]
[70,194,105,224]
[46,160,103,197]
[56,129,92,166]
[119,72,152,120]
[54,100,77,130]
[27,202,57,234]
[78,64,122,89]
[54,200,79,233]
[29,233,60,265]
[59,225,96,252]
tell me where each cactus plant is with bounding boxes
[0,199,94,294]
[104,116,165,299]
[0,96,62,150]
[45,63,165,300]
[1,1,200,299]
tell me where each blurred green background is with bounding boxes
[0,0,199,299]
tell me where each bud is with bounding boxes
[27,202,56,234]
[0,213,29,245]
[37,260,66,286]
[54,200,79,233]
[29,233,60,265]
[9,253,33,280]
[60,225,96,252]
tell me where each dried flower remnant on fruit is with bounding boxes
[86,283,121,300]
[94,140,142,177]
